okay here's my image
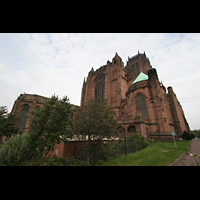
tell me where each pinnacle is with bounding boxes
[91,67,94,71]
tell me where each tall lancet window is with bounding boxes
[18,104,30,128]
[136,94,148,118]
[132,64,135,77]
[95,75,105,101]
[136,63,140,76]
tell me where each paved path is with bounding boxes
[171,138,200,166]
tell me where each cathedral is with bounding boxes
[81,51,190,142]
[2,51,190,157]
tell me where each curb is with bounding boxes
[169,139,192,166]
[168,151,186,166]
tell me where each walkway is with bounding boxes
[171,138,200,166]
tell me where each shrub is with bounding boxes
[191,133,195,139]
[93,142,112,163]
[0,133,36,166]
[127,133,148,149]
[182,131,193,140]
[19,155,90,166]
[41,155,74,166]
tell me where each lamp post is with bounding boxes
[122,116,127,158]
[145,125,149,148]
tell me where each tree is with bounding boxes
[28,95,74,158]
[73,97,118,163]
[191,129,200,138]
[0,106,20,141]
[0,133,33,166]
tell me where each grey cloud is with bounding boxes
[0,33,200,129]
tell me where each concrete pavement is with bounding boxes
[171,138,200,166]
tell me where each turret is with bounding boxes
[167,86,173,94]
[112,52,123,66]
[148,68,158,80]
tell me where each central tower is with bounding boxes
[125,51,152,87]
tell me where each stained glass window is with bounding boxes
[142,101,148,117]
[18,104,30,128]
[95,75,105,101]
[136,94,148,118]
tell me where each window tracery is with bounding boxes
[136,94,148,118]
[18,104,30,128]
[95,75,105,101]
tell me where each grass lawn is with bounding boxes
[96,140,190,166]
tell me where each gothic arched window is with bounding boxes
[95,75,105,101]
[18,104,30,128]
[132,64,135,77]
[136,63,140,76]
[136,94,148,118]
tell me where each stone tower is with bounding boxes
[80,51,190,141]
[80,52,127,118]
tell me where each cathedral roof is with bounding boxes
[132,72,148,85]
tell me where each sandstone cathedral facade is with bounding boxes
[2,51,190,157]
[81,51,190,141]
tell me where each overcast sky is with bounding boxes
[0,33,199,130]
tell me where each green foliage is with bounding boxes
[73,97,118,164]
[0,133,35,166]
[18,155,90,166]
[190,129,200,137]
[191,156,200,166]
[191,133,195,139]
[93,133,148,165]
[180,156,200,166]
[73,97,118,141]
[93,142,112,162]
[189,156,200,166]
[97,140,190,166]
[127,133,148,149]
[182,131,194,140]
[0,106,20,140]
[28,94,73,158]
